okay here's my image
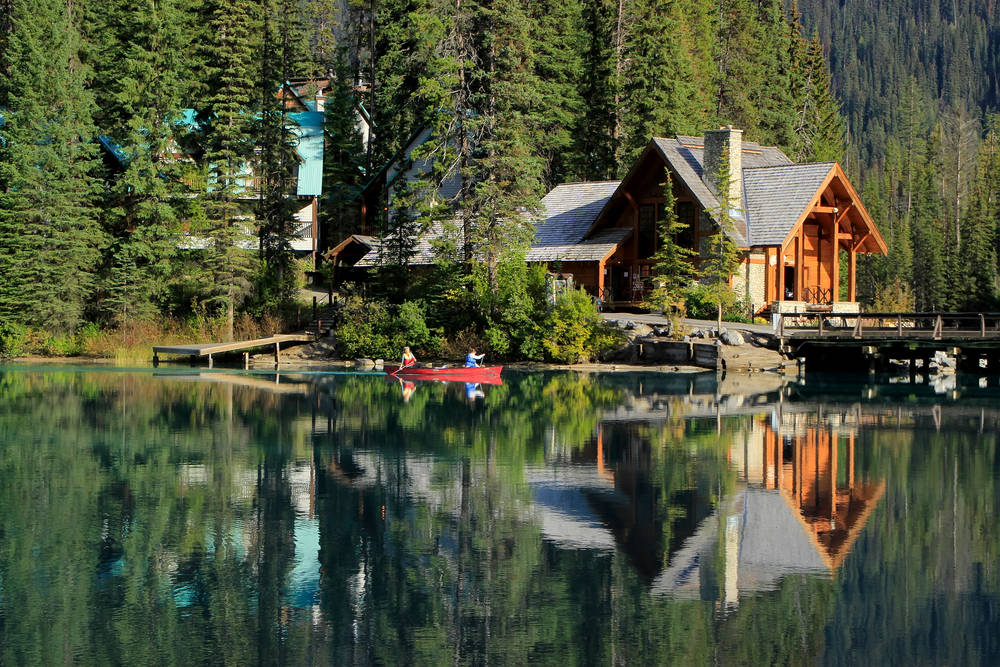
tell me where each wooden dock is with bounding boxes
[776,312,1000,373]
[152,333,314,368]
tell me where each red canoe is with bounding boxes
[384,364,503,384]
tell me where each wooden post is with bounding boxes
[152,353,159,367]
[776,246,785,303]
[274,341,280,367]
[795,230,804,300]
[313,295,317,322]
[597,259,606,307]
[831,216,840,302]
[243,352,249,369]
[848,246,857,301]
[208,354,213,369]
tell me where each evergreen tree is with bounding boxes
[321,49,366,249]
[644,177,697,316]
[88,0,195,325]
[255,0,308,309]
[619,0,708,160]
[200,0,261,339]
[909,160,948,311]
[574,0,619,181]
[0,0,102,331]
[699,155,741,330]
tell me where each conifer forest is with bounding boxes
[2,0,1000,347]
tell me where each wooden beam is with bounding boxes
[813,205,839,214]
[795,229,804,300]
[776,247,784,302]
[831,212,840,302]
[848,246,857,301]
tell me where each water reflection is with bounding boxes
[0,367,998,664]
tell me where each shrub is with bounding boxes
[0,322,31,358]
[542,289,625,363]
[332,298,442,360]
[683,283,751,322]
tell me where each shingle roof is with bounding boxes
[533,181,622,246]
[743,163,834,246]
[354,222,446,267]
[652,137,821,248]
[526,227,632,262]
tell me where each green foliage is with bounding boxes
[542,288,625,363]
[682,283,751,322]
[332,297,442,359]
[0,323,30,358]
[645,177,697,313]
[698,155,742,322]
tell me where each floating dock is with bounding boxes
[152,333,314,367]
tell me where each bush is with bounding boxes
[543,289,625,363]
[333,298,443,360]
[682,283,751,322]
[0,322,31,358]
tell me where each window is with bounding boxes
[676,202,696,249]
[638,204,656,259]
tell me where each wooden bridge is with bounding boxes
[775,311,1000,373]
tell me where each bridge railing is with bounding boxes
[777,312,1000,340]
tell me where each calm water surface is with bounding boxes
[0,365,998,665]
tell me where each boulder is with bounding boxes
[627,323,654,338]
[623,320,637,330]
[652,324,671,337]
[373,358,384,370]
[355,358,375,369]
[720,330,745,346]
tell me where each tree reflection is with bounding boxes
[0,368,998,664]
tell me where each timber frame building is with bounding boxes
[332,126,887,313]
[530,127,887,313]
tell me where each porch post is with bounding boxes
[831,215,840,302]
[776,246,785,302]
[795,230,804,300]
[848,245,857,301]
[597,259,606,304]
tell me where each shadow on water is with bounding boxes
[0,365,998,665]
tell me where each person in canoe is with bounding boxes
[401,346,417,368]
[465,347,485,368]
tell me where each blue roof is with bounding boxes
[97,135,130,166]
[289,111,324,196]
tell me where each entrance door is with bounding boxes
[611,265,631,302]
[783,266,795,300]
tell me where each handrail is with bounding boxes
[775,311,1000,340]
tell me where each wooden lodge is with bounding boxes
[328,126,887,313]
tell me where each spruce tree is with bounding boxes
[645,177,697,319]
[88,0,194,325]
[200,0,261,339]
[0,0,102,331]
[321,49,366,248]
[699,155,741,331]
[255,0,307,310]
[620,0,707,160]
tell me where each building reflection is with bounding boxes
[649,413,884,609]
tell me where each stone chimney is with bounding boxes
[702,126,743,206]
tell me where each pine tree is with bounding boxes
[255,0,307,310]
[619,0,708,160]
[0,0,102,331]
[575,0,619,181]
[644,177,697,317]
[526,0,586,185]
[200,0,261,339]
[321,49,366,248]
[88,0,195,325]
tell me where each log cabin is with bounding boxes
[332,126,887,314]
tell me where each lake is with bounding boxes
[0,365,998,665]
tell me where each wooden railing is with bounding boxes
[776,312,1000,340]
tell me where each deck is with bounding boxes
[776,312,1000,372]
[152,333,314,367]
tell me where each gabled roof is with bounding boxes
[532,181,621,245]
[650,137,793,247]
[743,163,836,246]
